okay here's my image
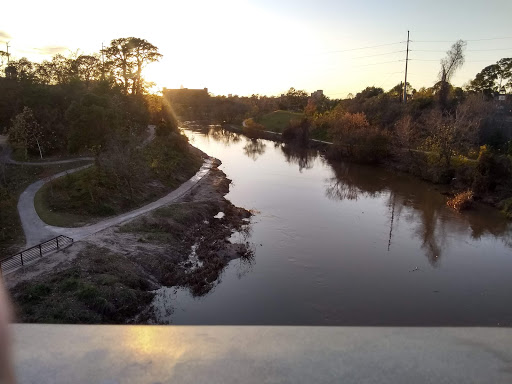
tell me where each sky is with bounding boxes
[1,0,511,97]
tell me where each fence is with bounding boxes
[0,235,73,275]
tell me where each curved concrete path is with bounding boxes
[19,158,213,247]
[2,130,213,248]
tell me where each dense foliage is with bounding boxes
[0,37,202,251]
[0,37,171,158]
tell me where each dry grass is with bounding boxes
[447,190,474,211]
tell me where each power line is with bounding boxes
[356,59,404,67]
[315,41,404,55]
[352,50,405,59]
[309,36,511,59]
[403,31,410,103]
[412,36,512,43]
[378,71,405,89]
[409,58,496,63]
[411,48,512,52]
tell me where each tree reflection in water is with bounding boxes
[183,123,243,147]
[207,126,242,146]
[324,158,512,266]
[280,143,318,172]
[243,139,267,161]
[325,162,381,201]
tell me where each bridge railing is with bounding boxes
[0,235,73,275]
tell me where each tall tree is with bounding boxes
[468,58,512,95]
[9,107,43,159]
[5,58,35,82]
[75,54,101,88]
[130,38,162,95]
[102,37,161,95]
[103,38,134,93]
[438,40,466,111]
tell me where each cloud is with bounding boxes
[0,31,11,40]
[34,46,69,55]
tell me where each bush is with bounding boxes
[282,118,310,145]
[472,146,511,195]
[242,118,265,138]
[447,190,473,211]
[498,198,512,219]
[321,110,390,163]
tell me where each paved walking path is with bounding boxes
[19,158,213,246]
[1,130,213,248]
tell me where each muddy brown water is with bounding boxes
[154,126,512,325]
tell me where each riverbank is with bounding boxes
[6,163,253,323]
[217,122,512,218]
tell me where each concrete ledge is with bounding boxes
[11,325,512,384]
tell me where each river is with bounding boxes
[152,125,512,325]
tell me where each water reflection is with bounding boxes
[174,126,512,325]
[187,125,512,260]
[325,162,381,201]
[150,223,256,323]
[243,139,267,161]
[280,144,318,172]
[324,158,512,266]
[183,123,242,147]
[208,127,242,146]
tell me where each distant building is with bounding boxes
[162,87,209,103]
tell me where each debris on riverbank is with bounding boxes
[6,163,254,324]
[447,190,474,211]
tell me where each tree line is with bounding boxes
[0,37,171,158]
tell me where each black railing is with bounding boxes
[0,235,73,275]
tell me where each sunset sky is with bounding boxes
[2,0,511,97]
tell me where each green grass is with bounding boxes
[34,138,203,227]
[11,245,154,324]
[35,179,98,227]
[255,110,304,133]
[0,161,92,255]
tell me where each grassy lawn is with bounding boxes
[35,176,98,227]
[255,110,304,133]
[34,139,203,227]
[0,161,92,255]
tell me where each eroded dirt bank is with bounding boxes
[6,163,253,324]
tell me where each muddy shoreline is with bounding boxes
[6,162,253,324]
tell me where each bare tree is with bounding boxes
[422,95,487,167]
[438,40,467,110]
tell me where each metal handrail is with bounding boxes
[0,235,73,275]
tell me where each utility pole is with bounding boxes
[6,42,10,63]
[101,42,105,80]
[403,31,410,103]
